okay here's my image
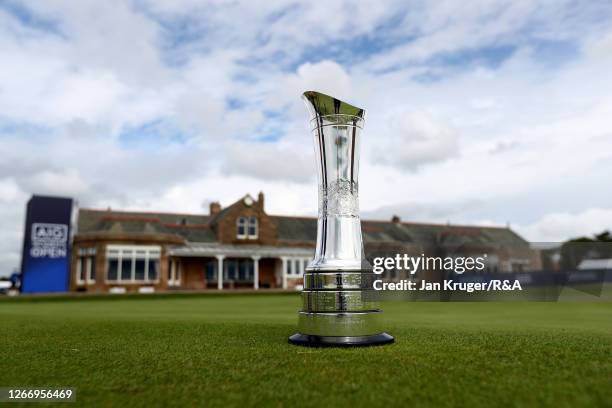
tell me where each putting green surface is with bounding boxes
[1,293,611,407]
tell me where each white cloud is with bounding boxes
[22,169,88,196]
[287,61,352,102]
[0,178,25,203]
[361,198,482,223]
[222,142,313,183]
[516,208,612,242]
[584,27,612,59]
[372,111,459,170]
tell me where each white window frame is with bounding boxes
[168,259,181,287]
[76,257,85,285]
[247,216,258,239]
[87,257,95,283]
[236,217,247,239]
[76,247,96,285]
[285,257,305,277]
[237,216,258,240]
[293,259,300,276]
[105,245,161,284]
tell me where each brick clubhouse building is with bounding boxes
[71,192,539,293]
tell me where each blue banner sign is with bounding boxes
[20,196,74,293]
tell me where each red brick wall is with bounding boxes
[180,258,206,289]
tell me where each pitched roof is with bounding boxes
[77,209,216,242]
[77,205,528,248]
[271,216,316,243]
[269,216,527,248]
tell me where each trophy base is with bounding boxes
[288,332,394,347]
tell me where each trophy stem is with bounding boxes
[289,91,393,347]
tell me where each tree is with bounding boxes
[561,230,612,270]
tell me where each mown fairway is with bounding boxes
[1,293,611,407]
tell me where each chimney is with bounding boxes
[391,215,401,224]
[258,191,264,211]
[209,202,221,216]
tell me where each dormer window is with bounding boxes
[237,216,258,239]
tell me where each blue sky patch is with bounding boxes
[118,120,189,149]
[0,1,64,37]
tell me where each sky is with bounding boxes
[1,0,612,274]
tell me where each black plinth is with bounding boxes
[288,332,394,347]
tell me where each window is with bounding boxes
[77,259,85,284]
[285,258,309,277]
[222,259,254,281]
[238,260,254,281]
[236,216,258,239]
[108,252,119,281]
[485,255,500,274]
[121,257,132,281]
[147,250,160,281]
[226,261,237,280]
[238,261,247,280]
[206,262,217,282]
[164,259,175,284]
[135,256,146,281]
[76,247,96,285]
[294,259,300,276]
[248,216,258,238]
[106,245,161,283]
[237,217,246,239]
[89,258,96,282]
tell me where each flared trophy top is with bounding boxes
[302,91,367,272]
[302,91,365,130]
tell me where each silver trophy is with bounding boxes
[289,91,394,347]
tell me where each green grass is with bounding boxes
[1,294,611,407]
